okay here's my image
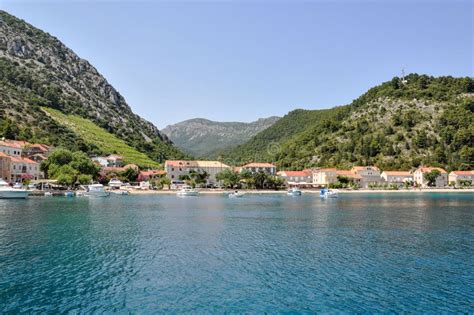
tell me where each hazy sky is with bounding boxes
[1,1,473,128]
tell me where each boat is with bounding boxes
[0,179,29,199]
[287,188,302,196]
[108,178,123,189]
[13,183,23,189]
[320,188,338,198]
[111,190,129,195]
[84,184,110,197]
[44,191,53,197]
[228,191,244,198]
[177,185,199,196]
[64,191,75,197]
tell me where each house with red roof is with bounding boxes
[277,170,312,186]
[380,171,413,187]
[350,166,382,188]
[413,167,448,187]
[137,170,167,182]
[241,162,276,175]
[448,170,474,187]
[9,156,41,182]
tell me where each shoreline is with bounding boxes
[128,188,474,195]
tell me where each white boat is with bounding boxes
[228,191,244,198]
[44,191,53,197]
[177,185,199,196]
[320,188,338,198]
[108,178,123,189]
[64,191,75,197]
[111,190,129,195]
[84,184,110,197]
[13,183,23,189]
[287,188,302,196]
[0,179,28,199]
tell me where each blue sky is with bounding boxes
[2,1,473,128]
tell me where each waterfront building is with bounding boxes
[0,139,28,157]
[9,156,41,182]
[335,169,362,186]
[448,170,474,187]
[92,155,124,168]
[137,170,167,182]
[240,163,276,175]
[413,167,448,188]
[380,171,413,187]
[312,168,338,186]
[0,152,12,181]
[277,170,312,187]
[350,166,382,188]
[165,160,231,185]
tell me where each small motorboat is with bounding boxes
[108,178,123,189]
[228,191,244,198]
[84,184,110,197]
[13,182,23,189]
[64,191,75,197]
[177,185,199,196]
[287,188,302,196]
[320,188,338,198]
[44,191,53,197]
[0,179,28,199]
[111,190,129,196]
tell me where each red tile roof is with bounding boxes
[382,171,412,176]
[417,167,447,174]
[450,170,474,175]
[10,156,37,164]
[140,170,166,176]
[278,170,311,177]
[336,170,362,179]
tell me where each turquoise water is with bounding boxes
[0,193,473,312]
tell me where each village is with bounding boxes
[0,138,473,194]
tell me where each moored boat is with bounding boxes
[177,185,199,196]
[0,179,28,199]
[111,190,129,195]
[228,191,244,198]
[84,184,110,197]
[287,188,302,196]
[320,188,338,198]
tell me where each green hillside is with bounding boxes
[0,10,185,164]
[222,106,349,163]
[224,75,474,171]
[43,108,160,168]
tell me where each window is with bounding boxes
[171,175,175,179]
[171,168,174,171]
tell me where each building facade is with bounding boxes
[448,171,474,187]
[277,170,312,186]
[165,160,231,186]
[351,166,382,188]
[380,171,413,187]
[413,167,448,188]
[10,156,41,182]
[92,155,124,168]
[0,152,11,181]
[312,168,338,186]
[240,163,276,175]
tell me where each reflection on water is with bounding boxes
[0,193,472,312]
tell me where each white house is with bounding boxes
[277,170,312,186]
[240,163,276,175]
[381,171,413,187]
[351,166,382,188]
[0,139,28,157]
[92,154,124,168]
[312,168,337,186]
[165,160,230,186]
[413,167,448,188]
[448,170,474,187]
[10,156,41,182]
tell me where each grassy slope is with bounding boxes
[43,107,160,168]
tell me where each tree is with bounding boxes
[424,169,441,187]
[216,169,240,188]
[77,174,92,185]
[120,167,139,182]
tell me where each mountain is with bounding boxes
[162,116,280,157]
[224,74,474,171]
[0,10,185,167]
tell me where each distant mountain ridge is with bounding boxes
[162,116,280,157]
